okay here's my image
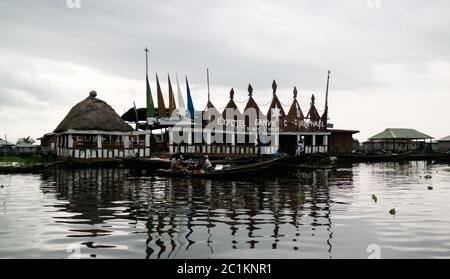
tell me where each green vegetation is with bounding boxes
[16,136,35,145]
[444,169,450,173]
[0,155,47,166]
[298,192,306,204]
[372,194,378,203]
[389,208,396,215]
[424,175,432,179]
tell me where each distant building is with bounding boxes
[0,138,14,155]
[364,128,434,152]
[438,135,450,153]
[38,133,57,155]
[15,143,40,155]
[49,91,152,160]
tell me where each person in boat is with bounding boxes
[174,152,184,160]
[170,154,187,172]
[203,155,212,170]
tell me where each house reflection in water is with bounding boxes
[40,167,354,258]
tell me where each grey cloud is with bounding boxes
[1,0,450,141]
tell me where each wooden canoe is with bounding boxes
[0,161,62,174]
[156,157,284,178]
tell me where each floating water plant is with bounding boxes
[298,192,306,204]
[389,208,396,215]
[372,194,378,203]
[424,175,432,179]
[444,169,450,172]
[428,186,433,190]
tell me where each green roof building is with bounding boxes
[369,128,433,141]
[438,135,450,153]
[365,128,434,152]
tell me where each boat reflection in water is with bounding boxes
[36,166,349,259]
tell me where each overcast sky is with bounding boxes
[1,0,449,143]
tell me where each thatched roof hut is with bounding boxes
[54,91,133,133]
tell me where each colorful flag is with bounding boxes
[176,74,186,117]
[185,76,195,119]
[156,73,167,117]
[167,74,176,116]
[146,75,155,119]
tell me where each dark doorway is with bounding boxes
[280,135,297,155]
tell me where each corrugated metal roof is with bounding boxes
[438,135,450,142]
[15,143,37,148]
[369,128,433,140]
[0,138,14,146]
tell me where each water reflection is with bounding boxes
[36,166,354,259]
[5,162,448,258]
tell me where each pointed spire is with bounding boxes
[223,88,240,118]
[156,73,167,117]
[287,88,304,123]
[167,74,176,115]
[307,94,320,122]
[267,80,285,119]
[248,84,253,96]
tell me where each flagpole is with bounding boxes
[145,47,149,76]
[207,68,210,103]
[325,70,330,112]
[145,46,152,157]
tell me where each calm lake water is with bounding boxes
[1,161,450,259]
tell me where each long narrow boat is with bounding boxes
[0,161,62,174]
[156,157,284,178]
[122,157,172,169]
[123,156,255,170]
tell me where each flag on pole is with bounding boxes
[156,73,167,117]
[167,74,176,116]
[186,76,195,119]
[176,74,186,115]
[146,75,155,120]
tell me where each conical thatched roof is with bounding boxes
[54,91,133,133]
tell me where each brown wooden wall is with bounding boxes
[329,131,355,154]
